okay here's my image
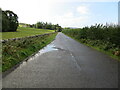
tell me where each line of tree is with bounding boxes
[63,23,120,47]
[34,22,62,32]
[19,22,62,32]
[1,9,19,32]
[1,8,62,32]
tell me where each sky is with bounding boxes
[0,0,119,28]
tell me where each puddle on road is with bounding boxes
[19,43,58,68]
[38,44,58,55]
[30,43,59,59]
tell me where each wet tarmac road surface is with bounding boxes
[2,32,118,88]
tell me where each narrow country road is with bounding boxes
[2,32,118,88]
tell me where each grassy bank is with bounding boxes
[1,27,54,40]
[62,24,120,61]
[2,32,57,72]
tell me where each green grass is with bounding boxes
[1,27,55,39]
[62,25,120,61]
[2,32,57,72]
[63,33,120,61]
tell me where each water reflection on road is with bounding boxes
[20,43,58,67]
[38,43,58,55]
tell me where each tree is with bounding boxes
[36,22,43,29]
[2,10,9,32]
[51,25,56,30]
[0,8,2,32]
[2,10,19,32]
[56,26,62,32]
[45,22,52,29]
[55,24,62,32]
[5,10,19,31]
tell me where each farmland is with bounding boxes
[2,27,55,40]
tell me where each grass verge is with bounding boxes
[63,33,120,61]
[2,32,57,72]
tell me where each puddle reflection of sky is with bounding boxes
[19,44,58,68]
[38,44,58,55]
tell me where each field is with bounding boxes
[2,27,55,39]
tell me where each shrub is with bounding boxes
[62,24,120,59]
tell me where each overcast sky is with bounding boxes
[0,0,119,28]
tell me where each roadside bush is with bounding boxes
[62,24,120,60]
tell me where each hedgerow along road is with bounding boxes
[2,32,118,88]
